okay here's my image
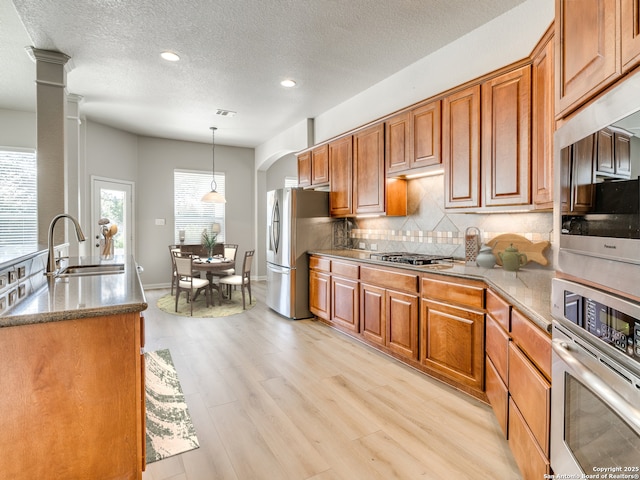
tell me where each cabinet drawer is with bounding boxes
[511,309,551,379]
[421,275,484,310]
[309,256,330,272]
[331,260,359,279]
[486,288,511,331]
[508,343,550,457]
[485,356,508,438]
[508,398,550,479]
[486,313,510,384]
[360,266,419,293]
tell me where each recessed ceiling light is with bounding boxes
[160,51,180,62]
[280,79,296,88]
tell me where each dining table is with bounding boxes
[191,256,235,305]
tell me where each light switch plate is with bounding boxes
[155,218,166,226]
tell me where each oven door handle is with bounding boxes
[552,339,640,435]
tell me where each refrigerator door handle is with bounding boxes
[271,197,280,254]
[268,264,291,275]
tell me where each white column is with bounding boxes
[66,93,84,256]
[28,48,70,245]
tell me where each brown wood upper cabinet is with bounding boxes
[298,144,329,187]
[622,0,640,71]
[532,28,555,209]
[482,65,532,207]
[354,123,386,214]
[555,0,621,118]
[386,100,442,175]
[329,135,353,216]
[443,84,482,208]
[330,124,407,217]
[298,150,311,186]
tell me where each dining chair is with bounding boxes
[219,250,254,309]
[169,245,181,295]
[212,243,238,296]
[173,251,212,315]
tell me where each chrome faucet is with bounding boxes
[46,214,86,276]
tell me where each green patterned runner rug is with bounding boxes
[145,349,200,464]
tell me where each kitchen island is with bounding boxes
[0,255,147,480]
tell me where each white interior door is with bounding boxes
[91,177,134,259]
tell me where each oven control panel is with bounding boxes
[577,297,639,359]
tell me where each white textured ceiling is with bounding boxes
[2,0,526,148]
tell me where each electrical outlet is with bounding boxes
[371,244,378,251]
[359,242,365,249]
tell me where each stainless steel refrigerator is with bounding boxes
[266,188,334,319]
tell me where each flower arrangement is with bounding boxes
[201,228,217,258]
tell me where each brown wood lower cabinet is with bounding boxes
[331,275,359,333]
[508,342,551,457]
[309,269,330,320]
[0,312,145,479]
[485,355,509,437]
[386,290,419,359]
[508,397,551,479]
[421,299,485,392]
[359,265,419,360]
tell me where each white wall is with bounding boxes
[0,109,35,149]
[135,136,255,288]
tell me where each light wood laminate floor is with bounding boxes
[142,282,521,480]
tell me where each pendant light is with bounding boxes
[201,126,226,203]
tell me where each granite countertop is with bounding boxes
[1,255,147,328]
[309,249,554,334]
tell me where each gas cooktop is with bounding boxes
[369,252,454,266]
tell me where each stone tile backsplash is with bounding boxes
[349,174,555,267]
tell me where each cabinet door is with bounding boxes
[386,111,411,174]
[508,343,551,457]
[482,65,531,207]
[309,270,330,320]
[556,0,620,117]
[571,134,596,212]
[622,0,640,72]
[614,130,632,176]
[386,290,419,360]
[353,123,385,215]
[486,356,509,438]
[311,144,329,185]
[297,151,311,187]
[508,398,551,479]
[411,100,442,169]
[421,299,485,390]
[331,276,359,333]
[329,136,353,216]
[360,282,386,346]
[443,85,481,208]
[532,33,555,209]
[486,313,510,385]
[596,127,615,175]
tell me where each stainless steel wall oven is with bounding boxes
[551,278,640,476]
[555,72,640,299]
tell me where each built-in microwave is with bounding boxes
[556,71,640,299]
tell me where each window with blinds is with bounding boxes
[0,149,37,246]
[174,169,225,244]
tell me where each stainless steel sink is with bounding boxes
[57,263,125,276]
